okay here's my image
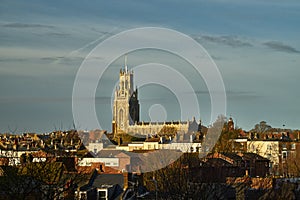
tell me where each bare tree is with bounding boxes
[252,121,272,134]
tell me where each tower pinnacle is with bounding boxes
[125,55,128,73]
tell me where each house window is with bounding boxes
[282,151,287,159]
[80,192,87,200]
[291,143,296,150]
[98,190,106,200]
[282,144,287,150]
[190,147,194,152]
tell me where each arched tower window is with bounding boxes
[121,81,124,90]
[119,109,124,129]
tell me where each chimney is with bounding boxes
[74,156,79,167]
[190,134,193,143]
[99,164,105,172]
[137,165,141,175]
[123,172,129,189]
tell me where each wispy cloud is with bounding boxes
[210,55,223,60]
[42,55,103,65]
[43,32,70,37]
[263,41,299,53]
[2,22,54,29]
[226,90,261,98]
[195,35,252,48]
[41,56,82,62]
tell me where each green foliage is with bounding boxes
[213,129,242,153]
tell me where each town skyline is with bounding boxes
[2,1,300,199]
[0,0,300,133]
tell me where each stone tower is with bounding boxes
[112,57,139,135]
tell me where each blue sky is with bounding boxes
[0,0,300,133]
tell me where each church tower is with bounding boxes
[112,56,139,135]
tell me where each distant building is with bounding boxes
[87,142,104,155]
[246,140,299,176]
[75,170,125,200]
[112,58,201,136]
[193,152,270,183]
[116,139,202,153]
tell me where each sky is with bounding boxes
[0,0,300,133]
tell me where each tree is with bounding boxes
[142,153,234,199]
[0,156,89,200]
[20,153,34,165]
[200,115,227,155]
[259,181,298,200]
[213,129,242,153]
[143,153,196,199]
[252,121,272,134]
[0,165,39,200]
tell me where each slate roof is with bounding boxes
[241,152,270,161]
[79,171,125,199]
[204,158,234,167]
[221,153,243,162]
[92,174,124,188]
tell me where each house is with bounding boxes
[115,136,202,153]
[240,152,269,177]
[191,152,270,183]
[75,169,125,200]
[246,140,300,176]
[80,149,142,173]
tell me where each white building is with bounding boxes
[78,157,119,168]
[87,142,104,155]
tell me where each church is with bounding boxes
[112,58,201,137]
